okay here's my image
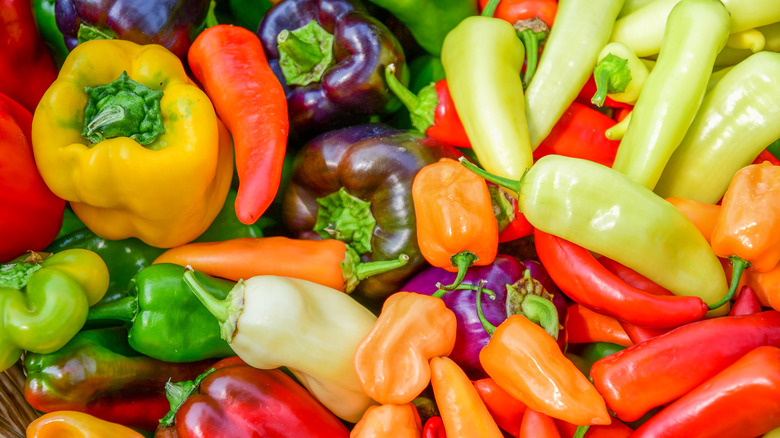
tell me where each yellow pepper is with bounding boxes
[32,39,233,248]
[26,411,144,438]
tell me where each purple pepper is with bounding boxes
[401,254,567,380]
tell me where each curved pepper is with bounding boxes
[473,377,528,435]
[31,39,234,248]
[0,249,108,372]
[351,403,423,438]
[27,411,144,438]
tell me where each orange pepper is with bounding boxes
[479,315,612,426]
[350,403,423,438]
[430,356,504,438]
[412,157,499,289]
[354,292,457,404]
[741,263,780,311]
[565,303,633,348]
[26,411,144,438]
[665,197,721,243]
[518,408,562,438]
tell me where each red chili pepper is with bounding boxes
[590,311,780,422]
[597,256,673,297]
[616,321,671,345]
[565,303,633,348]
[518,408,561,438]
[472,377,527,435]
[631,346,780,438]
[729,285,763,316]
[478,0,558,28]
[422,416,447,438]
[188,24,289,225]
[577,75,633,109]
[535,229,708,329]
[533,102,621,168]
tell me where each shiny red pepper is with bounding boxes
[422,416,447,438]
[472,377,527,435]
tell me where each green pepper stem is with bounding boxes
[355,254,410,280]
[481,0,501,17]
[432,282,497,300]
[86,296,137,323]
[438,251,479,291]
[708,256,751,311]
[521,294,559,340]
[159,368,216,427]
[574,425,591,438]
[205,0,219,28]
[514,19,548,88]
[475,281,497,335]
[459,156,526,194]
[278,29,320,72]
[385,64,420,115]
[183,268,243,341]
[591,53,632,107]
[276,20,335,87]
[85,105,126,138]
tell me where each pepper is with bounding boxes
[0,249,108,372]
[227,0,274,31]
[611,0,730,190]
[31,0,70,66]
[350,403,423,438]
[590,42,649,107]
[0,92,65,263]
[729,286,763,317]
[257,0,408,141]
[183,269,378,422]
[478,0,558,28]
[518,408,562,438]
[32,39,234,248]
[188,24,289,225]
[598,255,673,297]
[590,310,780,422]
[354,291,457,405]
[422,416,446,438]
[654,52,780,203]
[281,124,461,302]
[24,327,216,431]
[26,411,145,438]
[631,346,780,438]
[156,356,350,438]
[192,189,266,243]
[472,377,527,435]
[564,303,633,348]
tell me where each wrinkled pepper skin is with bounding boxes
[27,411,145,438]
[282,124,461,302]
[55,0,211,59]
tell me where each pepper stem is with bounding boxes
[85,105,126,138]
[0,259,43,290]
[591,53,632,107]
[481,0,501,17]
[438,250,479,291]
[86,296,137,323]
[519,294,559,340]
[459,156,526,195]
[183,268,244,341]
[341,245,409,293]
[384,64,437,133]
[432,282,497,300]
[159,368,216,427]
[514,18,548,88]
[574,425,591,438]
[475,281,498,335]
[708,256,751,311]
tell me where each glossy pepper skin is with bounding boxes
[281,124,461,302]
[32,39,234,248]
[26,411,144,438]
[31,0,70,66]
[350,403,423,438]
[0,250,108,372]
[55,0,210,59]
[86,264,235,363]
[257,0,408,141]
[472,377,528,435]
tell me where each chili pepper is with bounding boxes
[24,327,216,431]
[532,102,621,168]
[654,52,780,203]
[0,92,65,263]
[632,346,780,438]
[440,11,533,182]
[31,0,70,66]
[598,256,673,297]
[32,40,234,249]
[282,124,461,302]
[577,342,626,376]
[729,286,763,316]
[498,200,535,242]
[518,408,562,438]
[0,0,59,113]
[156,357,350,437]
[461,154,730,314]
[611,0,730,190]
[590,310,780,422]
[479,0,557,27]
[188,24,288,225]
[564,304,633,348]
[479,314,611,426]
[422,416,446,438]
[617,321,671,345]
[524,0,623,148]
[351,403,423,438]
[183,269,377,422]
[26,411,145,438]
[154,236,408,294]
[756,148,780,166]
[472,377,527,435]
[0,249,108,372]
[590,42,649,107]
[430,356,504,438]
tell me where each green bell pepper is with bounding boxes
[0,249,108,371]
[193,189,266,243]
[86,264,235,363]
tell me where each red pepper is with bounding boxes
[565,303,633,348]
[597,256,673,297]
[590,311,780,422]
[422,416,447,438]
[188,24,289,225]
[478,0,558,28]
[616,321,671,345]
[498,193,535,242]
[472,377,527,435]
[556,420,634,438]
[631,346,780,438]
[754,148,780,166]
[517,408,561,438]
[729,285,763,317]
[576,75,632,109]
[535,229,708,329]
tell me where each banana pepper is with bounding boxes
[31,39,233,248]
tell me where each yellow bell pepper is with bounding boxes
[32,39,233,248]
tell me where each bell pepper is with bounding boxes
[0,249,108,372]
[31,39,234,248]
[31,0,70,65]
[24,327,216,431]
[564,304,633,348]
[0,92,65,263]
[478,0,557,27]
[85,264,235,363]
[354,291,457,405]
[350,403,423,438]
[192,189,267,243]
[576,342,626,377]
[257,0,408,141]
[611,0,730,190]
[654,52,780,203]
[281,123,460,302]
[631,346,780,438]
[54,0,211,59]
[156,356,349,437]
[472,377,528,435]
[183,269,378,422]
[26,411,145,438]
[524,0,623,148]
[0,0,59,113]
[590,310,780,422]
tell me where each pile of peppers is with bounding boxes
[4,0,780,436]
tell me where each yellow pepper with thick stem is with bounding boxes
[31,39,233,248]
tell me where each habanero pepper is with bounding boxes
[26,411,144,438]
[350,403,423,438]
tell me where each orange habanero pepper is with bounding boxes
[26,411,144,438]
[350,403,423,438]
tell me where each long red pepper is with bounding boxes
[565,303,633,348]
[188,24,289,225]
[534,229,708,328]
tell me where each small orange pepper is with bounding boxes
[354,292,457,404]
[350,403,423,438]
[26,411,144,438]
[412,157,499,289]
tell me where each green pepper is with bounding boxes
[86,264,235,363]
[55,206,86,240]
[193,189,265,243]
[31,0,70,66]
[408,55,446,94]
[226,0,274,31]
[580,342,626,376]
[0,249,108,372]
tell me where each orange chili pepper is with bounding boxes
[354,292,457,404]
[350,403,423,438]
[412,157,499,290]
[518,408,562,438]
[26,411,144,438]
[665,197,721,243]
[565,303,633,348]
[479,314,612,426]
[430,356,504,438]
[473,377,528,435]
